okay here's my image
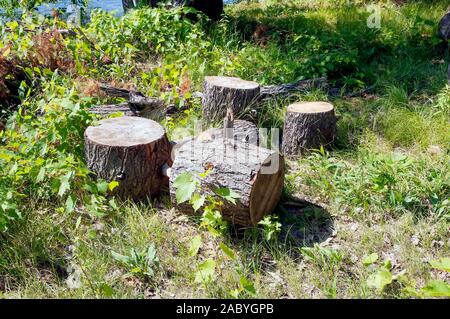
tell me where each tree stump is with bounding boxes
[282,102,336,156]
[169,138,284,226]
[202,76,260,123]
[84,116,172,200]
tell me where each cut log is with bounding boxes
[84,116,172,200]
[282,102,336,156]
[169,138,285,226]
[202,76,260,123]
[171,119,260,162]
[198,119,259,145]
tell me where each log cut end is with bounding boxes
[204,76,260,90]
[249,152,285,224]
[287,101,334,114]
[85,116,165,147]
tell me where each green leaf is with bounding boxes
[188,235,202,257]
[58,172,73,197]
[173,172,197,204]
[6,21,19,31]
[367,269,393,290]
[215,187,240,204]
[108,181,119,192]
[36,166,46,183]
[190,193,205,212]
[75,216,82,230]
[383,259,392,270]
[239,276,256,296]
[429,258,450,272]
[65,195,75,213]
[146,244,159,265]
[421,280,450,297]
[219,242,236,260]
[99,283,114,297]
[362,253,379,266]
[111,251,130,264]
[96,180,109,195]
[195,259,216,283]
[109,198,118,209]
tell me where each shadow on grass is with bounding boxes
[279,198,334,248]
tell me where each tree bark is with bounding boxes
[84,116,172,200]
[282,102,336,156]
[438,11,450,41]
[89,103,138,117]
[197,120,259,146]
[169,138,284,226]
[202,76,260,124]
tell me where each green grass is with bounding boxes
[0,0,449,299]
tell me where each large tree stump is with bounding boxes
[282,102,336,156]
[202,76,260,123]
[169,138,284,226]
[84,116,172,200]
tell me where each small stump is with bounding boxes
[84,116,172,200]
[282,101,336,156]
[202,76,260,123]
[169,138,285,226]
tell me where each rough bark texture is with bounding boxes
[89,103,137,117]
[169,138,284,226]
[282,102,336,156]
[198,120,259,145]
[202,76,261,124]
[438,12,450,41]
[171,120,260,162]
[84,116,172,200]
